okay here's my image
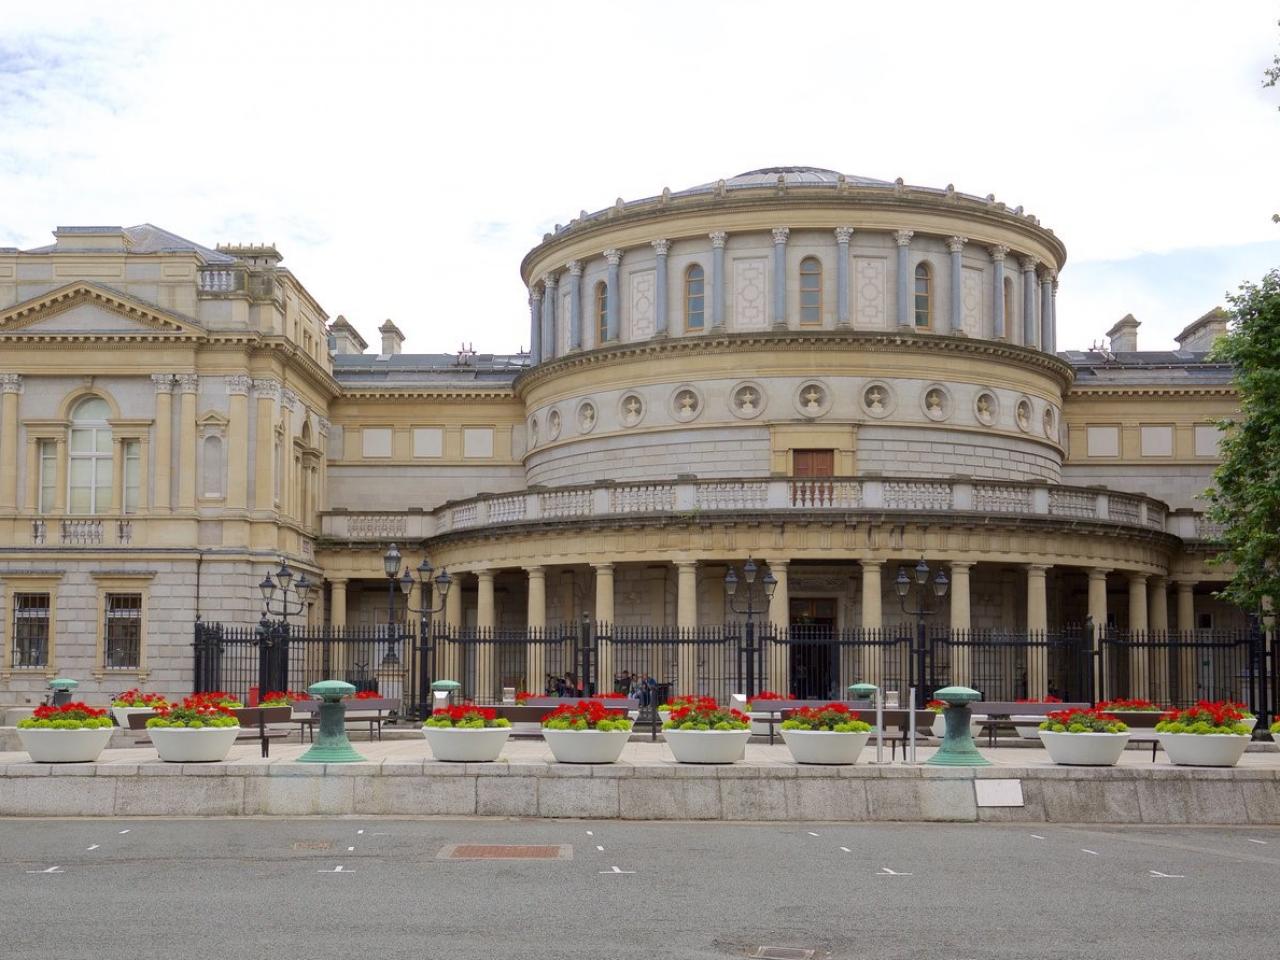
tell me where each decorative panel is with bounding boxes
[961,265,984,336]
[629,269,655,340]
[731,258,768,330]
[852,257,887,329]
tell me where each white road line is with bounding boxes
[118,829,130,835]
[599,866,635,875]
[1082,849,1099,856]
[370,833,389,836]
[840,847,851,853]
[85,845,99,851]
[876,867,912,876]
[319,865,352,873]
[1030,834,1046,840]
[1149,870,1185,878]
[1248,839,1268,845]
[586,830,593,836]
[347,846,355,852]
[807,832,819,837]
[356,829,365,835]
[596,845,604,852]
[26,866,62,874]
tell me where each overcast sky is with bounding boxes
[1,1,1277,354]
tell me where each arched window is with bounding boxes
[68,397,112,514]
[799,257,822,325]
[595,281,609,345]
[685,264,705,330]
[914,262,932,328]
[1003,276,1015,336]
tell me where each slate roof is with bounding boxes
[24,224,236,264]
[332,352,529,388]
[1062,350,1234,386]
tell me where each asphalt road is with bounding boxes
[1,818,1277,960]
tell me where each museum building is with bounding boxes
[0,167,1248,710]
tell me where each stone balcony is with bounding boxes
[319,475,1206,543]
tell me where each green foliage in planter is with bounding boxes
[781,704,872,733]
[1038,708,1128,734]
[18,703,112,730]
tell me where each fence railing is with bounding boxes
[1097,628,1265,710]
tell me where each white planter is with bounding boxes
[780,729,871,765]
[542,728,631,764]
[663,728,751,764]
[111,706,156,729]
[17,726,114,763]
[1038,730,1131,766]
[1013,715,1046,739]
[1239,716,1257,733]
[149,725,241,763]
[1158,732,1250,767]
[423,725,511,762]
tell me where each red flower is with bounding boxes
[32,701,108,721]
[353,690,383,700]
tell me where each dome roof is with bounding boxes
[719,166,891,189]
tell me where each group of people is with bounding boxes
[614,670,665,706]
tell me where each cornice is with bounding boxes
[513,330,1076,398]
[0,281,204,336]
[336,386,517,402]
[1065,383,1237,400]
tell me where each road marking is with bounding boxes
[1149,870,1185,878]
[1030,834,1046,840]
[86,845,99,851]
[1082,849,1099,856]
[118,829,130,835]
[347,846,355,852]
[599,866,635,875]
[586,830,593,836]
[596,845,604,852]
[370,832,389,836]
[840,847,851,853]
[319,865,352,873]
[356,829,365,835]
[807,831,820,837]
[1248,839,1268,845]
[877,867,912,876]
[27,866,62,874]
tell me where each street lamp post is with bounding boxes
[401,554,453,718]
[895,557,949,708]
[724,557,778,698]
[381,544,408,669]
[258,559,313,697]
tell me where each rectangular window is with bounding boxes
[792,449,835,477]
[103,593,142,669]
[38,440,56,514]
[12,593,50,668]
[123,440,140,514]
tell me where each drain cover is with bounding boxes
[438,844,572,861]
[748,949,817,960]
[291,841,333,850]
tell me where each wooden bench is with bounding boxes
[291,697,399,743]
[127,706,293,758]
[972,701,1091,746]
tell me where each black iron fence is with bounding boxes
[193,619,1276,723]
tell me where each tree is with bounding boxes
[1206,269,1280,614]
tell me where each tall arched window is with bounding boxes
[799,257,822,325]
[1003,276,1015,336]
[685,264,705,330]
[595,281,608,345]
[68,397,112,514]
[914,262,932,328]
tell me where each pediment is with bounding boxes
[0,282,204,337]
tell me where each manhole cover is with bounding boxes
[291,841,333,850]
[438,844,572,861]
[748,949,817,960]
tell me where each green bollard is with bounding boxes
[48,678,79,707]
[925,685,991,767]
[297,680,366,764]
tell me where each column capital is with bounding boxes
[834,226,854,243]
[893,229,914,247]
[1149,575,1169,588]
[150,373,174,394]
[946,236,968,253]
[543,272,558,289]
[281,388,300,412]
[252,378,280,399]
[1043,269,1057,284]
[524,564,546,576]
[567,259,584,276]
[592,561,615,573]
[224,375,252,396]
[175,373,199,394]
[766,558,789,571]
[771,227,790,244]
[329,577,348,587]
[650,239,670,256]
[709,231,728,248]
[475,569,495,582]
[1019,256,1039,273]
[858,558,884,569]
[1172,577,1199,588]
[948,560,975,571]
[603,249,622,267]
[529,287,543,304]
[1087,567,1113,581]
[1,373,23,394]
[1023,563,1050,574]
[988,244,1010,263]
[1128,572,1149,584]
[674,559,699,570]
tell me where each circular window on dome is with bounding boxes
[618,393,645,428]
[920,384,951,422]
[670,385,703,422]
[861,381,895,419]
[729,381,766,419]
[974,391,998,426]
[577,401,598,434]
[794,381,832,419]
[548,408,562,440]
[1014,397,1034,434]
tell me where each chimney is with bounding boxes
[327,316,368,356]
[379,319,405,357]
[1106,314,1140,352]
[1174,307,1230,353]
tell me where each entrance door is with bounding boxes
[789,598,837,699]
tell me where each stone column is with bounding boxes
[0,375,22,511]
[541,274,557,360]
[946,236,966,335]
[1050,277,1059,354]
[1040,271,1055,354]
[709,232,727,330]
[567,260,584,350]
[475,570,496,701]
[330,579,348,628]
[771,227,789,328]
[526,566,547,693]
[894,230,914,328]
[990,246,1009,340]
[444,571,464,686]
[604,249,622,342]
[176,374,199,512]
[252,380,278,513]
[676,561,699,695]
[652,240,669,337]
[1174,579,1197,702]
[1148,576,1170,703]
[1086,568,1111,698]
[949,562,973,685]
[151,375,173,513]
[767,559,790,695]
[1128,574,1149,698]
[593,563,615,694]
[1021,258,1039,348]
[1025,565,1050,698]
[859,560,883,686]
[225,375,250,511]
[834,227,853,328]
[529,287,543,364]
[53,437,67,513]
[110,437,124,513]
[23,437,37,511]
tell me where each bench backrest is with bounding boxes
[975,701,1090,716]
[1103,710,1164,728]
[126,705,292,729]
[780,708,934,730]
[290,697,400,714]
[748,699,873,713]
[521,697,640,710]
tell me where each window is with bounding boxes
[685,265,705,330]
[12,593,50,668]
[595,281,608,344]
[1003,276,1014,334]
[792,449,835,477]
[103,593,142,669]
[913,263,932,328]
[68,397,112,514]
[799,257,822,325]
[1196,612,1213,630]
[38,440,56,514]
[123,440,140,513]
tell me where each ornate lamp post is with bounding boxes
[402,555,453,717]
[895,558,949,708]
[724,558,777,698]
[380,543,410,668]
[257,560,313,698]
